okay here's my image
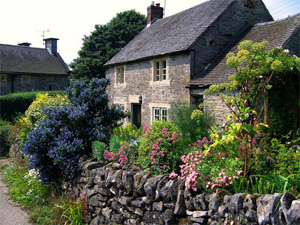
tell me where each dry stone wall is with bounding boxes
[65,157,300,225]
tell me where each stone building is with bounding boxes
[105,0,299,127]
[0,38,70,95]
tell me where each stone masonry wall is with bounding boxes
[66,158,300,225]
[0,74,69,95]
[106,53,191,126]
[204,93,230,126]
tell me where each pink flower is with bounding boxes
[161,128,169,137]
[143,124,151,133]
[169,172,178,179]
[160,165,167,169]
[152,144,160,150]
[156,138,162,142]
[172,132,178,138]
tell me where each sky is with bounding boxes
[1,0,299,65]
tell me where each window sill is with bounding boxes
[150,80,170,86]
[115,83,126,88]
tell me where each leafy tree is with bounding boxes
[70,10,146,79]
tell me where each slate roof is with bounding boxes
[191,13,300,87]
[105,0,235,66]
[0,44,70,76]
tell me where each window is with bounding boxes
[1,74,6,83]
[116,67,125,84]
[153,107,168,121]
[153,60,167,81]
[21,75,30,83]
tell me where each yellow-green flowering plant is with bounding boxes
[204,40,300,182]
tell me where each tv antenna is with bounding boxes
[35,29,50,45]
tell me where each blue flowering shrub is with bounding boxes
[22,78,124,182]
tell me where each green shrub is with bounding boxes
[0,91,64,121]
[92,141,107,161]
[137,121,183,175]
[113,123,139,139]
[109,135,122,154]
[169,101,214,144]
[0,122,14,157]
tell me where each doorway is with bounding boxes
[131,103,141,128]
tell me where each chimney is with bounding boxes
[18,42,31,47]
[44,38,59,55]
[147,2,164,26]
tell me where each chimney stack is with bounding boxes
[44,38,59,55]
[147,2,164,26]
[18,42,31,47]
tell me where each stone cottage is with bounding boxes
[0,38,70,95]
[105,0,299,127]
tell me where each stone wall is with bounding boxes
[204,93,231,126]
[66,158,300,225]
[0,74,69,95]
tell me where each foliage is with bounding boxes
[108,124,140,154]
[113,123,139,140]
[70,10,146,79]
[0,121,14,157]
[0,90,64,122]
[104,142,139,170]
[109,134,122,154]
[25,93,70,128]
[137,121,183,175]
[1,163,86,224]
[205,40,300,181]
[169,136,243,191]
[92,141,107,162]
[1,165,49,207]
[55,194,87,225]
[169,101,213,144]
[22,78,124,182]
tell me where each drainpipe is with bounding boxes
[11,74,16,93]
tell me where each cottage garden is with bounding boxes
[0,41,300,224]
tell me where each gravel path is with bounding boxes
[0,160,31,225]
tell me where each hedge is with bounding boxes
[0,91,65,121]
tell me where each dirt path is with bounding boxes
[0,159,31,225]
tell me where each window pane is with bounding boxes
[120,67,124,83]
[155,62,160,81]
[162,61,166,80]
[161,108,167,121]
[117,67,124,83]
[154,108,160,120]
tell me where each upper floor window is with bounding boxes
[153,60,167,82]
[116,67,125,84]
[21,75,30,84]
[153,107,168,121]
[1,74,7,83]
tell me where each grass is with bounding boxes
[0,159,87,225]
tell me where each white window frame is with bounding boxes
[153,107,168,121]
[153,59,167,82]
[116,66,125,84]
